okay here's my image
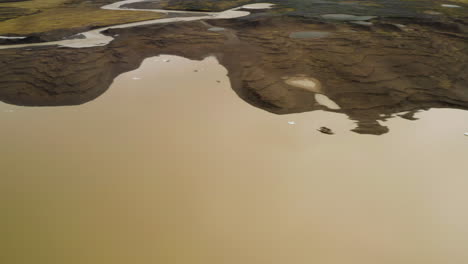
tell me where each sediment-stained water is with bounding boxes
[2,55,468,264]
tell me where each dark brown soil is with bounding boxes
[122,0,256,12]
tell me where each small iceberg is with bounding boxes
[288,121,296,125]
[464,132,468,136]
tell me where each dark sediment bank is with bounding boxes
[122,0,256,12]
[0,13,467,134]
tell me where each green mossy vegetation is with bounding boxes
[0,0,165,35]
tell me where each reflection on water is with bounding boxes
[2,55,468,264]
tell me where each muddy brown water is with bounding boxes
[2,55,468,264]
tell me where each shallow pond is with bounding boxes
[2,55,468,264]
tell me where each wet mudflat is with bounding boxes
[2,55,468,264]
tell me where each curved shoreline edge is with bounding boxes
[0,1,273,50]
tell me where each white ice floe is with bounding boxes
[464,132,468,136]
[132,77,141,80]
[288,121,296,125]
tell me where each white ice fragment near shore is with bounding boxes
[132,77,141,80]
[464,132,468,136]
[288,121,296,125]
